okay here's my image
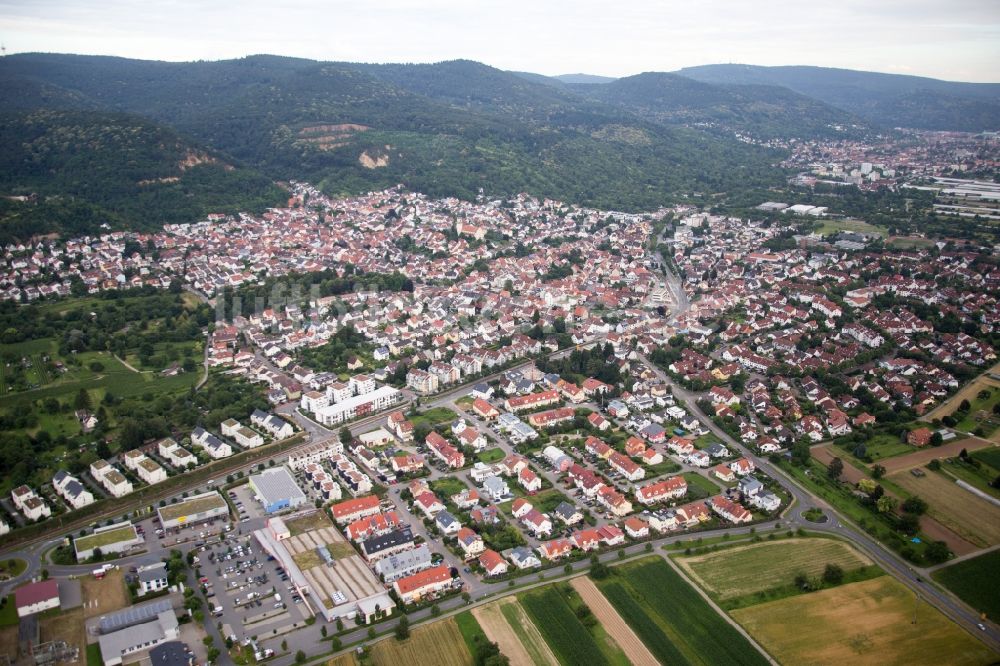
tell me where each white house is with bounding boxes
[137,458,167,485]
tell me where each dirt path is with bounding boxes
[472,598,558,666]
[570,577,659,666]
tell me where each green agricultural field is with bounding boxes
[971,447,1000,472]
[676,537,876,606]
[938,457,1000,500]
[519,584,627,666]
[596,557,769,666]
[453,611,487,654]
[932,549,1000,621]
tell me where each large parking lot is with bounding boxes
[198,527,313,643]
[230,483,268,522]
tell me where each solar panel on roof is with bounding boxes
[98,599,173,634]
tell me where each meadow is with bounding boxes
[676,537,874,603]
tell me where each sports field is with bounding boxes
[731,575,996,665]
[677,538,873,600]
[890,469,1000,547]
[932,549,1000,621]
[369,617,472,666]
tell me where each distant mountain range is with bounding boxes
[676,64,1000,132]
[0,54,997,240]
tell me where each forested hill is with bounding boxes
[568,72,867,141]
[0,53,788,230]
[7,55,996,242]
[0,108,285,242]
[676,64,1000,132]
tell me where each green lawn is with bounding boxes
[932,549,1000,621]
[645,459,683,477]
[886,236,936,249]
[0,559,26,578]
[953,387,1000,436]
[75,525,138,554]
[596,557,768,666]
[683,472,721,495]
[815,218,887,237]
[0,595,17,627]
[429,477,468,498]
[846,433,913,460]
[528,488,570,513]
[410,407,457,430]
[694,434,723,449]
[86,643,103,666]
[477,448,505,464]
[499,487,570,517]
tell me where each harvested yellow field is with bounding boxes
[369,617,472,666]
[732,576,996,666]
[570,576,658,666]
[472,597,558,666]
[324,653,358,666]
[890,469,1000,548]
[677,538,872,599]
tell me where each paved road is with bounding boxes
[3,265,998,660]
[637,351,1000,653]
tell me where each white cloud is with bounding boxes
[0,0,997,81]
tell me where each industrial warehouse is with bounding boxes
[248,466,308,514]
[252,511,394,624]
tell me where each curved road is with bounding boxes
[1,263,996,660]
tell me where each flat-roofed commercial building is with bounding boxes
[249,466,308,514]
[157,491,228,529]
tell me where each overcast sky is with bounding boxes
[2,0,998,82]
